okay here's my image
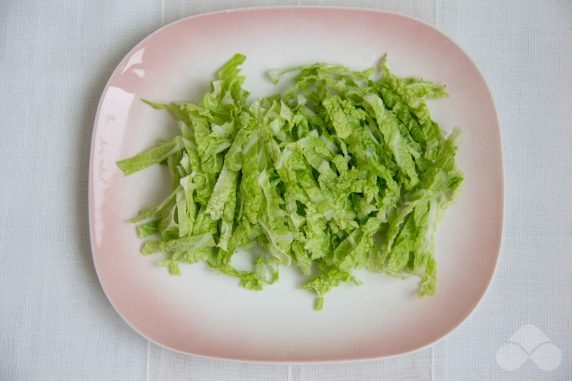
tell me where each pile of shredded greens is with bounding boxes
[117,54,463,310]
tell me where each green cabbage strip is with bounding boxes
[117,54,463,310]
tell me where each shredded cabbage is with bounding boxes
[117,54,463,310]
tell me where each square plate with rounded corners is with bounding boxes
[89,6,503,362]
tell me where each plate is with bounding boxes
[89,6,503,362]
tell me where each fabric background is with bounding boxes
[0,0,570,380]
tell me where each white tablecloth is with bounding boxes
[1,1,571,380]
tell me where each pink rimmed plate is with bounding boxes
[89,6,503,362]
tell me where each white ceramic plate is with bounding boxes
[89,6,503,362]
